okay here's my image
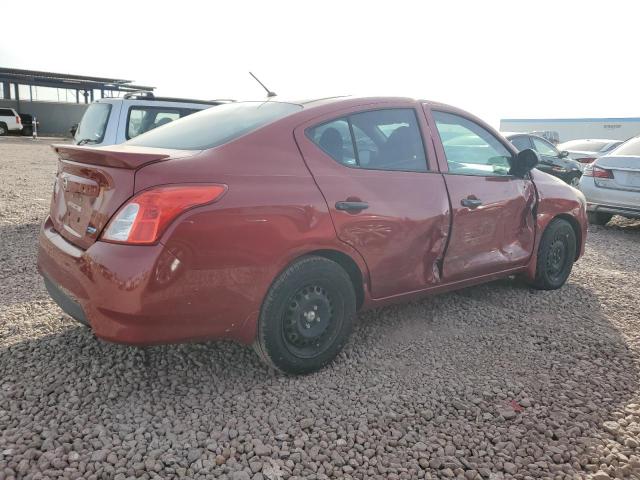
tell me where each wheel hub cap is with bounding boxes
[547,238,567,277]
[284,285,333,347]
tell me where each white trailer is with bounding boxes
[499,117,640,143]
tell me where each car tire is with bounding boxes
[587,211,613,226]
[0,123,7,136]
[253,256,356,374]
[530,218,577,290]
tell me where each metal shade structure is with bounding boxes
[0,67,155,103]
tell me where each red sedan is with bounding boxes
[38,97,587,374]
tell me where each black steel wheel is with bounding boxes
[530,218,577,290]
[254,256,355,374]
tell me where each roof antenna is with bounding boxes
[249,72,277,98]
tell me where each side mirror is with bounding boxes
[69,124,78,137]
[510,148,539,178]
[559,150,569,158]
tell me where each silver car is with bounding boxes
[558,139,623,166]
[579,136,640,225]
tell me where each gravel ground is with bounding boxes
[1,138,640,480]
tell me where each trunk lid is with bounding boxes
[49,144,193,249]
[596,155,640,191]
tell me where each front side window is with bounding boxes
[531,137,559,157]
[307,108,427,172]
[74,102,112,144]
[433,111,512,176]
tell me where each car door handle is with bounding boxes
[461,198,482,209]
[335,201,369,212]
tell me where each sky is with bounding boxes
[1,0,638,127]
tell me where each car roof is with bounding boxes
[258,95,495,126]
[501,132,527,138]
[560,138,620,143]
[93,96,228,107]
[501,132,549,141]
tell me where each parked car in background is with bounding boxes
[0,107,23,136]
[72,92,230,146]
[504,133,583,186]
[529,130,560,145]
[579,136,640,224]
[38,96,587,374]
[558,138,624,166]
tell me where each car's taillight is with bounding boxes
[576,157,596,164]
[16,116,21,124]
[101,184,227,244]
[583,165,613,179]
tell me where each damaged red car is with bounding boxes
[38,97,587,374]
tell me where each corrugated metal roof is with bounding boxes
[0,67,154,91]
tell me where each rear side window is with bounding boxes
[127,102,302,150]
[307,108,427,172]
[0,109,14,116]
[510,135,532,151]
[126,106,201,139]
[74,103,112,144]
[433,111,512,176]
[603,141,622,152]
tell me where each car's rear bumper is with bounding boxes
[579,177,640,218]
[42,275,89,325]
[37,216,254,345]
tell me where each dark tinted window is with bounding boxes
[74,103,112,144]
[127,101,302,150]
[0,109,14,116]
[307,108,427,172]
[433,111,512,176]
[308,119,357,165]
[510,135,532,151]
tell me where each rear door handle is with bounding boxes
[335,201,369,212]
[461,198,482,209]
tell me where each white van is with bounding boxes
[72,92,229,146]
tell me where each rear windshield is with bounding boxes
[610,137,640,156]
[126,101,302,150]
[559,140,610,152]
[75,103,111,144]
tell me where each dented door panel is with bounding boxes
[293,102,451,299]
[441,175,536,281]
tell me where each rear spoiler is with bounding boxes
[52,144,173,169]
